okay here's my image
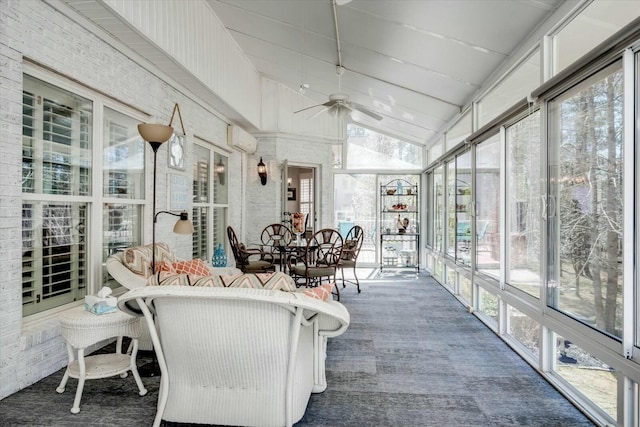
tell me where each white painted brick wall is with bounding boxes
[0,0,337,400]
[0,0,235,399]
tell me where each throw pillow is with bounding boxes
[172,259,210,278]
[303,283,334,301]
[148,272,193,286]
[124,242,177,277]
[228,272,296,291]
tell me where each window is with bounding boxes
[547,61,624,338]
[506,111,541,296]
[192,141,228,262]
[22,75,93,316]
[478,50,541,127]
[475,135,501,278]
[102,107,145,288]
[22,72,148,315]
[552,1,639,75]
[346,124,423,170]
[299,175,313,223]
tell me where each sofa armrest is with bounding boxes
[106,253,148,289]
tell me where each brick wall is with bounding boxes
[0,0,233,399]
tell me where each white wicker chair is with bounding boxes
[118,286,349,427]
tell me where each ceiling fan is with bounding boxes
[294,66,383,121]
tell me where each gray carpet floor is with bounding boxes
[0,273,596,426]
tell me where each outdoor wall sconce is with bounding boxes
[257,157,267,185]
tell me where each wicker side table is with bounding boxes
[56,305,148,413]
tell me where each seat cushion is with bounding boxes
[339,259,356,268]
[303,283,334,301]
[291,265,336,277]
[243,260,274,272]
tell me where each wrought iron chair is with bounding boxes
[226,226,275,273]
[287,228,343,300]
[260,223,294,271]
[338,225,364,293]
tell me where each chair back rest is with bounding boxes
[308,228,343,267]
[261,223,293,247]
[342,225,364,261]
[226,226,246,266]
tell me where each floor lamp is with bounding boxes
[137,123,194,376]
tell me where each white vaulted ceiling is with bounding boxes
[207,0,562,145]
[59,0,564,146]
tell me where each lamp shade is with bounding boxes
[138,123,173,143]
[173,212,194,234]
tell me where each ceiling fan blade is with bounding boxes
[294,104,324,114]
[308,106,331,119]
[351,103,383,121]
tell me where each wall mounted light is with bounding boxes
[214,158,226,185]
[257,157,267,185]
[287,177,292,187]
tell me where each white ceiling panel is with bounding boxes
[63,0,565,145]
[206,0,563,145]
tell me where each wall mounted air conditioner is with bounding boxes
[227,125,257,154]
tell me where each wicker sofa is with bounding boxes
[119,284,349,427]
[109,243,350,426]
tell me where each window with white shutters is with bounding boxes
[22,75,93,316]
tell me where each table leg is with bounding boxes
[56,343,75,394]
[129,338,148,396]
[70,348,86,414]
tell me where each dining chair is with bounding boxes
[227,226,275,273]
[260,223,294,271]
[288,228,343,300]
[338,225,364,293]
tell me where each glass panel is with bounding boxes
[445,111,471,151]
[192,206,209,261]
[507,305,539,358]
[432,258,443,283]
[103,108,144,199]
[455,151,472,265]
[446,160,456,258]
[213,207,227,257]
[478,286,499,326]
[475,135,500,278]
[23,75,93,196]
[213,152,228,205]
[506,111,541,297]
[478,50,540,127]
[433,166,444,252]
[193,144,210,204]
[553,333,617,422]
[553,1,639,75]
[102,204,142,288]
[429,138,443,164]
[331,144,343,169]
[22,202,88,316]
[460,274,472,305]
[334,174,377,264]
[346,124,423,169]
[548,62,623,338]
[445,267,456,292]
